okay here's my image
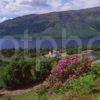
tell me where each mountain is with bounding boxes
[0,7,100,38]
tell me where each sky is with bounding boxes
[0,0,100,22]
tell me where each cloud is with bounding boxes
[0,17,13,23]
[64,0,100,10]
[0,0,100,21]
[0,17,8,23]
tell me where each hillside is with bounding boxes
[0,7,100,38]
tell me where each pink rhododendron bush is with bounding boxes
[48,54,93,91]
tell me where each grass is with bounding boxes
[80,77,100,100]
[0,66,7,88]
[0,90,47,100]
[0,77,99,100]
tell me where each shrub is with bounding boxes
[35,57,54,81]
[49,54,93,89]
[66,48,78,55]
[3,60,33,88]
[66,47,82,55]
[2,57,54,88]
[92,62,100,76]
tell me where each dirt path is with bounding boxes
[92,60,100,64]
[0,81,48,96]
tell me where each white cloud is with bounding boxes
[47,0,61,9]
[0,0,100,20]
[0,17,8,23]
[67,0,100,9]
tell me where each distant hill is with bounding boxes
[0,6,100,38]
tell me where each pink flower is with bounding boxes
[48,90,53,96]
[50,73,55,81]
[49,54,81,87]
[69,75,76,80]
[63,80,69,86]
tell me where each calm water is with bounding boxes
[0,38,100,49]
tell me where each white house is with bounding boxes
[48,50,61,58]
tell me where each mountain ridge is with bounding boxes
[0,6,100,38]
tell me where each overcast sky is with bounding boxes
[0,0,100,22]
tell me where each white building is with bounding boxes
[48,50,61,58]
